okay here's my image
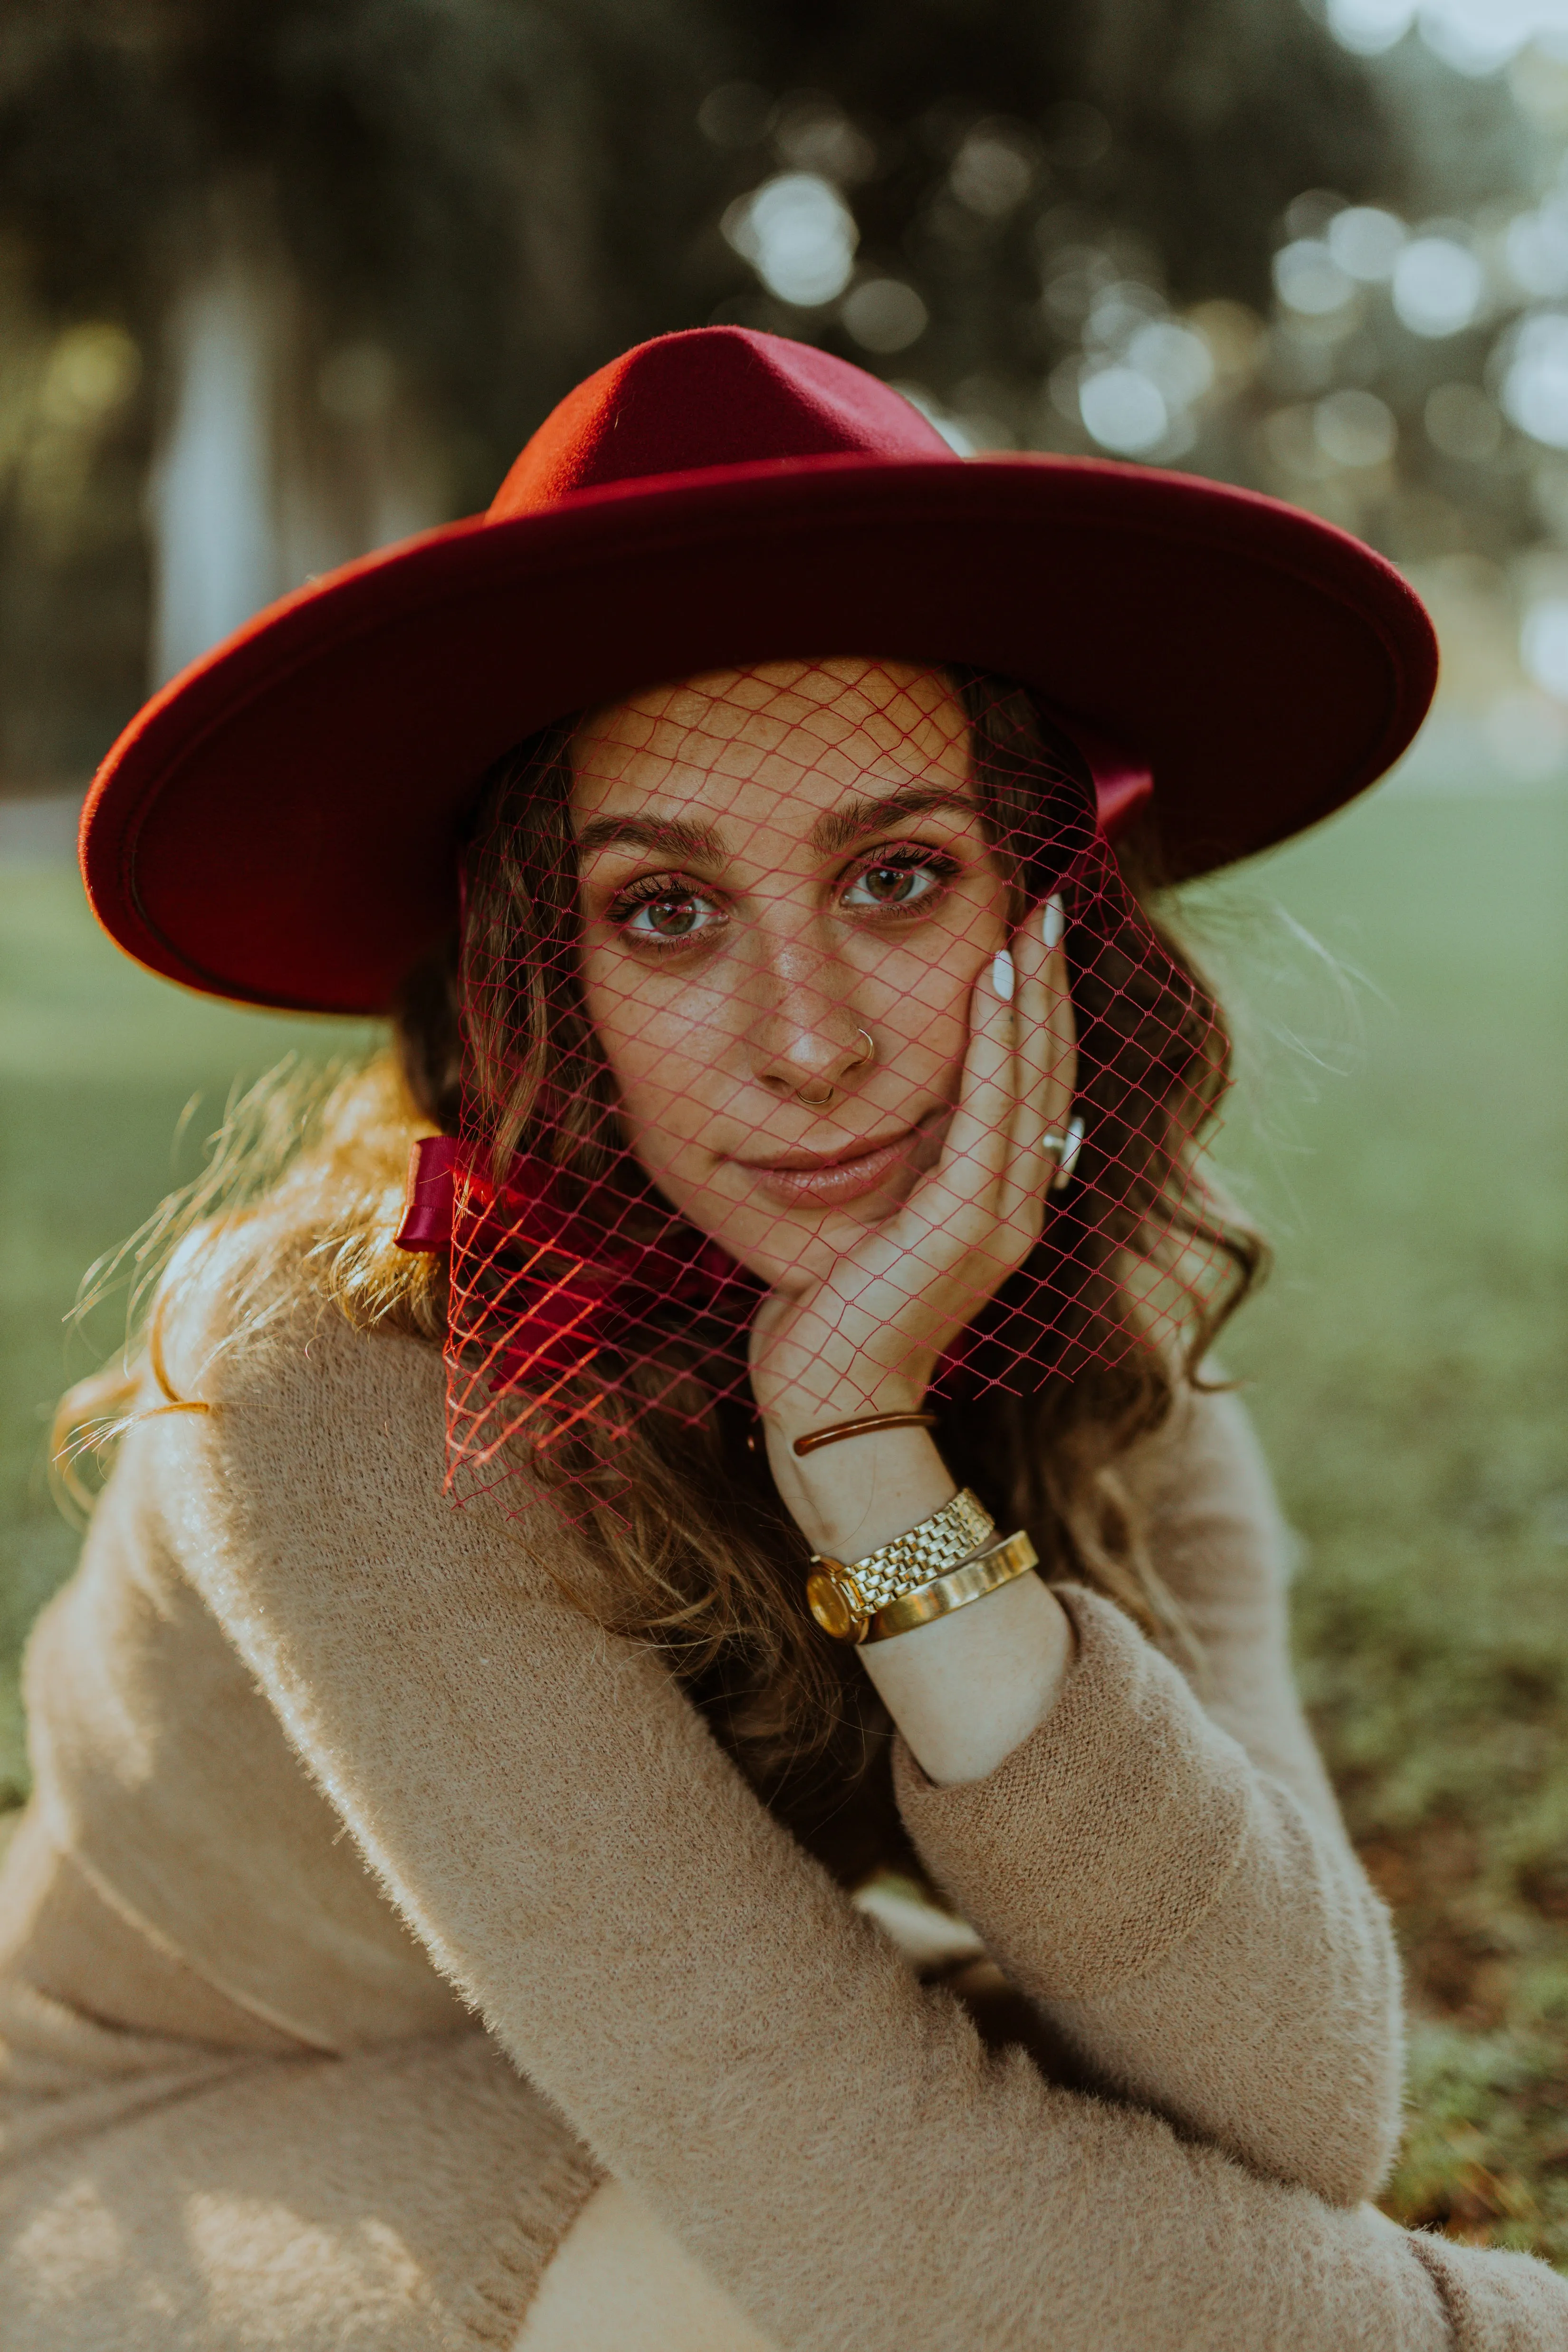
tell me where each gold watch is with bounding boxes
[806,1488,995,1644]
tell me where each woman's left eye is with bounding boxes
[841,852,953,911]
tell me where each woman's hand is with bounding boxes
[753,897,1076,1556]
[750,896,1080,1786]
[748,896,1078,1446]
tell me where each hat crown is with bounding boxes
[488,326,954,519]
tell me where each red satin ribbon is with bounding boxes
[394,1134,462,1252]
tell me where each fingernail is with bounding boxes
[1042,895,1064,952]
[991,948,1015,1003]
[1050,1113,1085,1192]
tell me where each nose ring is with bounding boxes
[796,1029,877,1109]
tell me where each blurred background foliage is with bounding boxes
[0,0,1566,2272]
[4,0,1568,776]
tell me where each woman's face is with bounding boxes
[571,658,1015,1288]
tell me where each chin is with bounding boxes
[708,1190,908,1289]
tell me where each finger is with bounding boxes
[1037,895,1079,1138]
[892,942,1023,1320]
[1040,899,1079,1159]
[889,950,1034,1326]
[1002,897,1079,1223]
[999,909,1052,1215]
[923,942,1020,1228]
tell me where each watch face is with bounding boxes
[806,1570,866,1644]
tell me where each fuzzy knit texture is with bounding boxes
[2,1218,1567,2350]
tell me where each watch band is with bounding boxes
[806,1526,1038,1645]
[808,1485,994,1613]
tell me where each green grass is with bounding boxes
[0,877,373,1795]
[2,794,1567,2257]
[1196,788,1568,2257]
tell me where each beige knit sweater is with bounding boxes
[2,1219,1565,2349]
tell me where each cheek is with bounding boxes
[578,950,727,1156]
[857,891,1004,1070]
[869,941,974,1049]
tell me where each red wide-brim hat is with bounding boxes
[81,325,1437,1016]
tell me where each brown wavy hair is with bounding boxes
[59,668,1264,1886]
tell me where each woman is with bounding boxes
[4,327,1564,2349]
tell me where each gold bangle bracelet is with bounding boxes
[862,1530,1039,1643]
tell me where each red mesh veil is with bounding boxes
[406,659,1234,1526]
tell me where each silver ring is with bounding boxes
[1044,1113,1085,1193]
[848,1027,876,1068]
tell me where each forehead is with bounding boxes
[570,659,972,824]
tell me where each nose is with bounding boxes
[743,937,874,1107]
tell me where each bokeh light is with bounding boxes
[1079,364,1168,455]
[1520,593,1568,697]
[840,278,929,355]
[770,95,877,185]
[1500,311,1568,447]
[1316,386,1397,467]
[1328,206,1407,282]
[1505,200,1568,299]
[721,172,858,307]
[1390,236,1484,337]
[35,324,141,426]
[1325,0,1417,56]
[1420,0,1568,78]
[948,121,1039,219]
[1273,238,1357,316]
[1328,0,1568,72]
[1125,321,1214,406]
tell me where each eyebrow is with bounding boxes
[574,812,724,862]
[574,783,977,869]
[807,783,977,857]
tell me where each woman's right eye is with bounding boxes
[616,888,725,943]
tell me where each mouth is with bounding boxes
[737,1111,947,1210]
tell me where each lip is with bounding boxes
[736,1118,936,1210]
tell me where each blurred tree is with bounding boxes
[0,0,1529,781]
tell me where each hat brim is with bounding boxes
[81,452,1436,1015]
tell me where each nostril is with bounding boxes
[746,1016,878,1100]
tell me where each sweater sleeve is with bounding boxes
[894,1386,1405,2208]
[145,1258,1566,2352]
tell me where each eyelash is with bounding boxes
[606,872,721,947]
[605,843,962,948]
[842,842,961,910]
